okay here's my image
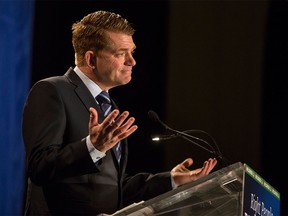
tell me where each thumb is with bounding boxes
[181,158,193,168]
[89,107,98,130]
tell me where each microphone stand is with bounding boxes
[148,110,231,167]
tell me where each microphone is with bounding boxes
[148,110,226,161]
[152,130,207,142]
[152,134,177,141]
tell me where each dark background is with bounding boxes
[31,0,287,214]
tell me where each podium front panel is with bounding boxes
[105,162,280,216]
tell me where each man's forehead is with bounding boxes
[106,40,136,52]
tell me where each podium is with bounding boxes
[109,162,280,216]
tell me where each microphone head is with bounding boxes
[148,110,172,131]
[148,110,160,123]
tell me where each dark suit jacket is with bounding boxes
[22,67,172,216]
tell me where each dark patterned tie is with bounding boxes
[96,91,112,117]
[96,91,122,164]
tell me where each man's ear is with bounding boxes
[85,51,96,69]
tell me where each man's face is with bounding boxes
[93,31,136,90]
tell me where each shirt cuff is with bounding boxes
[86,135,106,163]
[171,175,178,189]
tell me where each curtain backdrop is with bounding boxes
[0,0,34,215]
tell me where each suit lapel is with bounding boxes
[64,67,103,120]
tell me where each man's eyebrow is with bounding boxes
[116,47,136,52]
[104,45,136,54]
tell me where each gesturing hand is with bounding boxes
[88,107,138,152]
[170,158,217,187]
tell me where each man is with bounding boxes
[22,10,217,215]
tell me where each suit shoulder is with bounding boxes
[39,75,68,85]
[33,68,79,87]
[27,75,73,97]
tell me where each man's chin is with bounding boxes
[122,77,132,85]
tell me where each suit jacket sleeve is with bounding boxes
[22,79,97,186]
[122,171,172,206]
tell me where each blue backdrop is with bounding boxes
[0,0,34,215]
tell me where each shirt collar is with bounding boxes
[74,66,103,98]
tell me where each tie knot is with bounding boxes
[96,91,111,104]
[96,91,112,117]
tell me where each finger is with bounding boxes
[201,158,217,174]
[118,124,138,140]
[111,111,130,129]
[206,158,217,173]
[116,116,136,135]
[190,160,212,177]
[200,161,209,175]
[102,109,120,128]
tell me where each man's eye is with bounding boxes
[116,52,125,57]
